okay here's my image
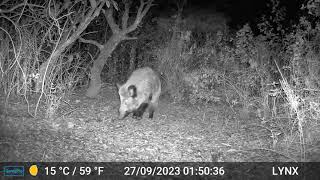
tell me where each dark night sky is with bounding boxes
[221,0,302,28]
[156,0,303,30]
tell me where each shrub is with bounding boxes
[184,68,222,104]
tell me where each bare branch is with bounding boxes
[105,7,120,33]
[121,0,130,29]
[0,0,10,7]
[86,0,105,17]
[137,0,146,17]
[89,0,97,9]
[0,2,44,13]
[139,0,154,20]
[75,0,106,35]
[56,0,107,51]
[125,0,153,33]
[79,37,104,50]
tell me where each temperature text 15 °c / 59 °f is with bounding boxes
[44,166,105,176]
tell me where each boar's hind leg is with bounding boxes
[132,103,149,119]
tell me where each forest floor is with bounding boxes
[0,86,317,162]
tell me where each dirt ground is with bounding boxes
[0,86,317,162]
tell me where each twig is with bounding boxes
[58,108,78,119]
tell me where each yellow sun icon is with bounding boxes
[29,165,38,176]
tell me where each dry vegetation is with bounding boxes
[1,0,320,162]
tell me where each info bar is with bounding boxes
[0,162,319,180]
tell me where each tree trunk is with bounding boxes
[111,48,119,82]
[129,41,137,73]
[86,34,123,97]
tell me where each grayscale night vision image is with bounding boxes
[0,0,319,179]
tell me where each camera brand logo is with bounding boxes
[3,166,25,176]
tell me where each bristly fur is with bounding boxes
[117,67,161,120]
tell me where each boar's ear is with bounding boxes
[128,85,137,98]
[116,83,121,90]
